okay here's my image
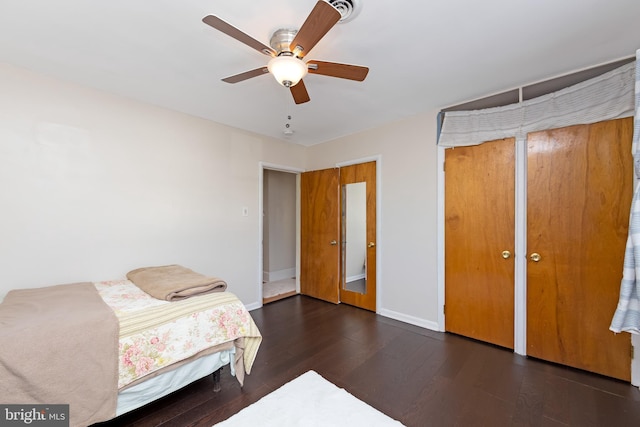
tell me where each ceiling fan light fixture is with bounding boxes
[267,54,308,87]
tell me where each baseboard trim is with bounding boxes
[346,273,366,283]
[264,268,296,283]
[377,308,441,332]
[245,301,262,311]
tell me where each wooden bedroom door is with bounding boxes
[300,167,341,303]
[339,161,377,312]
[444,138,516,349]
[526,118,633,381]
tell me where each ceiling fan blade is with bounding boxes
[222,67,269,83]
[203,15,276,57]
[290,1,341,58]
[307,60,369,81]
[290,80,311,104]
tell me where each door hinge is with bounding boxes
[443,304,446,315]
[631,345,635,360]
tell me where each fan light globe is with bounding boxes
[267,55,308,87]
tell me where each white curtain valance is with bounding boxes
[438,61,636,147]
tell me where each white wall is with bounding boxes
[0,62,441,330]
[306,115,440,329]
[0,63,307,305]
[263,169,296,281]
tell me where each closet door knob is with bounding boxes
[530,253,541,262]
[330,240,337,246]
[501,250,511,259]
[368,242,376,248]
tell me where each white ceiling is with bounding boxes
[1,0,639,146]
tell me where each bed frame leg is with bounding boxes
[212,367,222,392]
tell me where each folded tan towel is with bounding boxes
[127,264,227,301]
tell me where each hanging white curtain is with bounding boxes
[438,61,635,147]
[610,49,640,334]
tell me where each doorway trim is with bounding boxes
[258,162,305,307]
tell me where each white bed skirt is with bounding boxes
[116,348,236,416]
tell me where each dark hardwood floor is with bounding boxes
[97,295,640,427]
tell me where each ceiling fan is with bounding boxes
[202,0,369,105]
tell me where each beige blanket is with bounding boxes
[0,282,118,427]
[127,264,227,301]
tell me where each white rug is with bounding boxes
[214,370,405,426]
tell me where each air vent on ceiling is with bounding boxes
[326,0,361,23]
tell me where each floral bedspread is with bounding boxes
[94,279,261,389]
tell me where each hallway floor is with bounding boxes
[263,278,296,303]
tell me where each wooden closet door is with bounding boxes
[527,118,633,381]
[445,138,516,349]
[300,168,340,303]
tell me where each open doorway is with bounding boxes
[262,168,298,304]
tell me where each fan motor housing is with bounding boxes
[269,29,298,55]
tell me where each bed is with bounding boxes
[0,265,262,427]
